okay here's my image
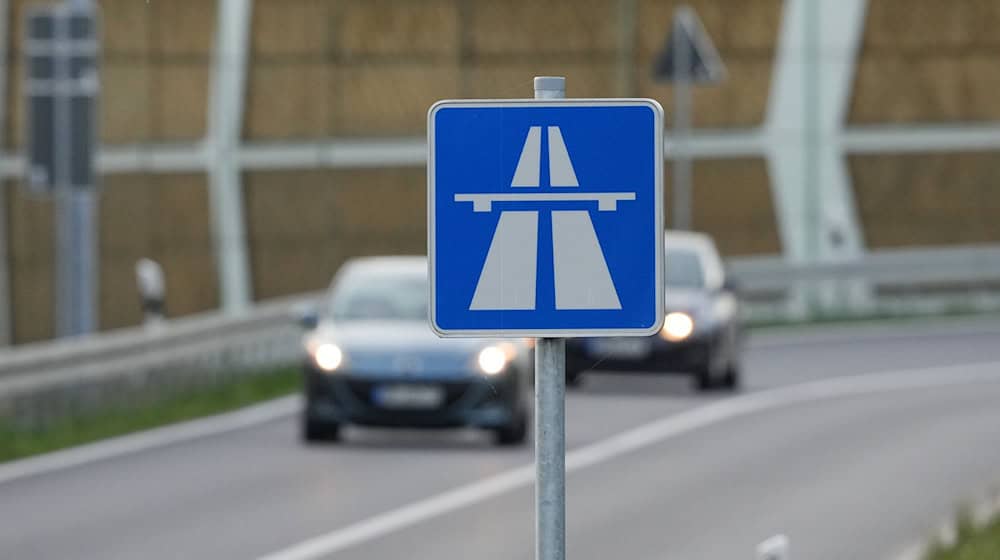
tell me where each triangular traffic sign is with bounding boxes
[653,6,726,83]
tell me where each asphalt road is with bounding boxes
[2,318,1000,560]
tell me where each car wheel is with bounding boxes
[494,410,529,446]
[720,364,742,391]
[565,370,584,388]
[302,416,340,443]
[694,366,716,392]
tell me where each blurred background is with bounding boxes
[1,0,997,346]
[1,3,1000,559]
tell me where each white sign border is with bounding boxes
[427,98,665,338]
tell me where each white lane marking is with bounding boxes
[260,361,1000,560]
[0,395,300,486]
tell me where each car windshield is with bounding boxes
[666,249,705,289]
[329,268,428,322]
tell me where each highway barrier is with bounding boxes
[0,293,318,429]
[1,245,998,428]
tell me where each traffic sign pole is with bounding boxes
[25,0,100,337]
[672,9,693,231]
[533,75,567,560]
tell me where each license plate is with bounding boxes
[372,384,445,410]
[590,338,651,359]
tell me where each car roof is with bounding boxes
[663,230,726,289]
[664,230,715,251]
[333,255,427,283]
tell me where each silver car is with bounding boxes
[298,256,532,445]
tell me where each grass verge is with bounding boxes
[0,367,300,464]
[925,512,1000,560]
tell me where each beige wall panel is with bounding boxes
[7,182,55,343]
[252,0,329,57]
[244,169,336,239]
[11,263,54,343]
[245,62,333,140]
[152,63,210,141]
[97,174,217,329]
[665,158,780,256]
[100,0,152,55]
[151,0,216,57]
[851,152,1000,247]
[637,0,782,56]
[467,0,616,56]
[863,0,979,50]
[150,174,215,248]
[99,174,153,256]
[102,63,154,143]
[6,61,24,149]
[337,0,459,57]
[635,0,778,127]
[8,185,53,264]
[959,55,1000,122]
[99,258,142,331]
[852,1,1000,124]
[331,167,426,235]
[245,167,426,299]
[9,61,154,148]
[336,63,459,135]
[464,61,617,99]
[250,245,343,300]
[245,169,341,299]
[638,56,771,128]
[156,250,219,318]
[851,54,980,124]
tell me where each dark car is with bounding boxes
[565,231,743,391]
[299,256,531,445]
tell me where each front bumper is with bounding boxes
[304,366,522,429]
[566,334,718,374]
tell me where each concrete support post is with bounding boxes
[766,0,870,316]
[207,0,253,313]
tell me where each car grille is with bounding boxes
[343,378,472,409]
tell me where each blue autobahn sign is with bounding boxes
[428,99,664,338]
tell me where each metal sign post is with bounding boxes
[427,75,663,560]
[533,77,567,560]
[672,24,693,231]
[654,5,726,231]
[24,0,100,337]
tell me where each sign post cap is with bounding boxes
[533,76,566,93]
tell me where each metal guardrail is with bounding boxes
[1,245,999,427]
[730,245,1000,321]
[0,292,320,427]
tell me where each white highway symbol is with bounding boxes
[455,126,635,311]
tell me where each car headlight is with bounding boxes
[310,342,344,373]
[477,343,517,376]
[660,312,694,342]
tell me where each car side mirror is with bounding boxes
[294,305,320,330]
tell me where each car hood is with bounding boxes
[665,288,709,313]
[307,320,492,379]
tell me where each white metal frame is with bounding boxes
[0,0,997,338]
[206,0,254,313]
